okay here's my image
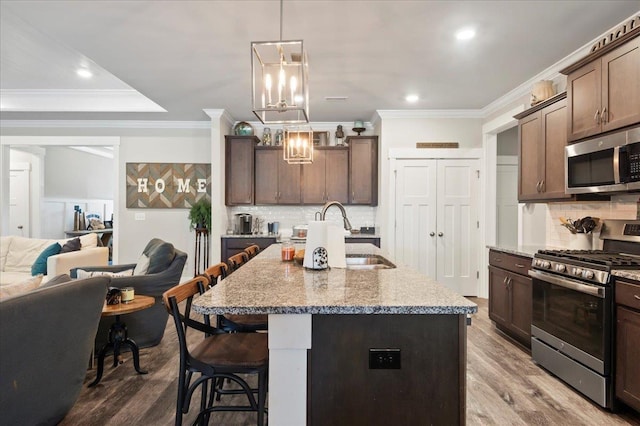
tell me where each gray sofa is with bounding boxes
[0,275,109,426]
[73,238,187,351]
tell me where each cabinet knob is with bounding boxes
[429,232,435,237]
[438,232,443,237]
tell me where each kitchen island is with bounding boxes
[193,243,477,425]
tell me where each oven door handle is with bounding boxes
[528,270,606,298]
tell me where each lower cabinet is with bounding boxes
[615,279,640,412]
[488,249,532,348]
[220,237,277,263]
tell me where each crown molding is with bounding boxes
[0,89,166,112]
[203,109,235,127]
[376,110,484,119]
[0,120,210,129]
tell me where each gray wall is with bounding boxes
[497,127,518,156]
[44,147,114,199]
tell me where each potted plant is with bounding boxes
[188,198,212,230]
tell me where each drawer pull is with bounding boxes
[635,295,640,301]
[493,258,502,262]
[515,264,526,268]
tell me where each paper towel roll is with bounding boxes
[303,221,347,269]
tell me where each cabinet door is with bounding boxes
[541,99,571,200]
[277,160,301,204]
[302,149,326,204]
[509,273,532,343]
[325,149,349,203]
[616,306,640,412]
[488,266,510,328]
[602,37,640,133]
[567,61,602,141]
[349,137,378,205]
[254,149,279,204]
[225,136,256,205]
[518,112,543,201]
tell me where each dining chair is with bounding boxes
[244,244,261,259]
[162,276,268,425]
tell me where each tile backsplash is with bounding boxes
[546,194,638,249]
[228,205,377,237]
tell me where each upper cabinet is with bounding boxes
[516,94,572,202]
[224,134,379,206]
[255,147,301,205]
[225,135,257,205]
[302,147,349,204]
[347,136,378,206]
[563,31,640,142]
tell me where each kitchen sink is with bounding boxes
[345,254,396,270]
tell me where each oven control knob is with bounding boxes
[583,270,594,279]
[555,264,566,273]
[574,268,583,276]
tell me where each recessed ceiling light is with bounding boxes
[455,28,476,41]
[76,68,93,78]
[405,94,419,103]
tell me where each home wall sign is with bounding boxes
[126,163,211,208]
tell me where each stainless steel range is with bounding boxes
[529,219,640,409]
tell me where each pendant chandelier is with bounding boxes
[283,126,313,164]
[251,0,309,125]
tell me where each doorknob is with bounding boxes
[438,232,443,237]
[17,225,23,229]
[429,232,435,237]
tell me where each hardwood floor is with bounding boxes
[61,298,640,425]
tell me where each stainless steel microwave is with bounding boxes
[565,126,640,194]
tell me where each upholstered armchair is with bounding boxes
[0,276,110,425]
[72,238,187,351]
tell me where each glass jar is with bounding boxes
[281,240,295,261]
[262,127,272,146]
[274,129,284,146]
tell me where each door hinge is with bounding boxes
[476,271,479,279]
[476,170,480,179]
[477,221,479,229]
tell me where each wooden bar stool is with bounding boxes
[244,244,261,259]
[227,252,249,274]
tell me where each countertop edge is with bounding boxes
[193,305,478,315]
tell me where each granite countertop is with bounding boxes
[612,270,640,282]
[486,244,559,258]
[193,243,477,316]
[222,233,381,240]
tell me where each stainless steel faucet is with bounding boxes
[319,201,352,231]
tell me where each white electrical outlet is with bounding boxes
[135,213,146,221]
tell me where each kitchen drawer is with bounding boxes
[616,280,640,311]
[489,249,531,275]
[223,237,277,250]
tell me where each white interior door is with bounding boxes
[9,163,30,237]
[394,160,437,277]
[436,160,479,296]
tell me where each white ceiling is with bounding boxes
[1,1,639,123]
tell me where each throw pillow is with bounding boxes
[31,243,62,276]
[0,275,44,299]
[76,268,135,279]
[133,253,150,275]
[40,274,72,288]
[60,237,81,253]
[144,240,176,274]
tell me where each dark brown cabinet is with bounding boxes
[566,36,640,142]
[347,136,378,205]
[220,237,277,263]
[254,147,301,204]
[488,249,532,347]
[301,147,348,204]
[516,94,571,202]
[225,135,257,205]
[615,279,640,412]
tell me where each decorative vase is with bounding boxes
[233,121,254,136]
[530,81,555,106]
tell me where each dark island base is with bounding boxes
[308,314,466,425]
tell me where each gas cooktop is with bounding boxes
[536,250,640,268]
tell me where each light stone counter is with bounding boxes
[193,243,477,315]
[193,242,476,425]
[613,270,640,282]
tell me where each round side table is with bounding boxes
[88,295,155,387]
